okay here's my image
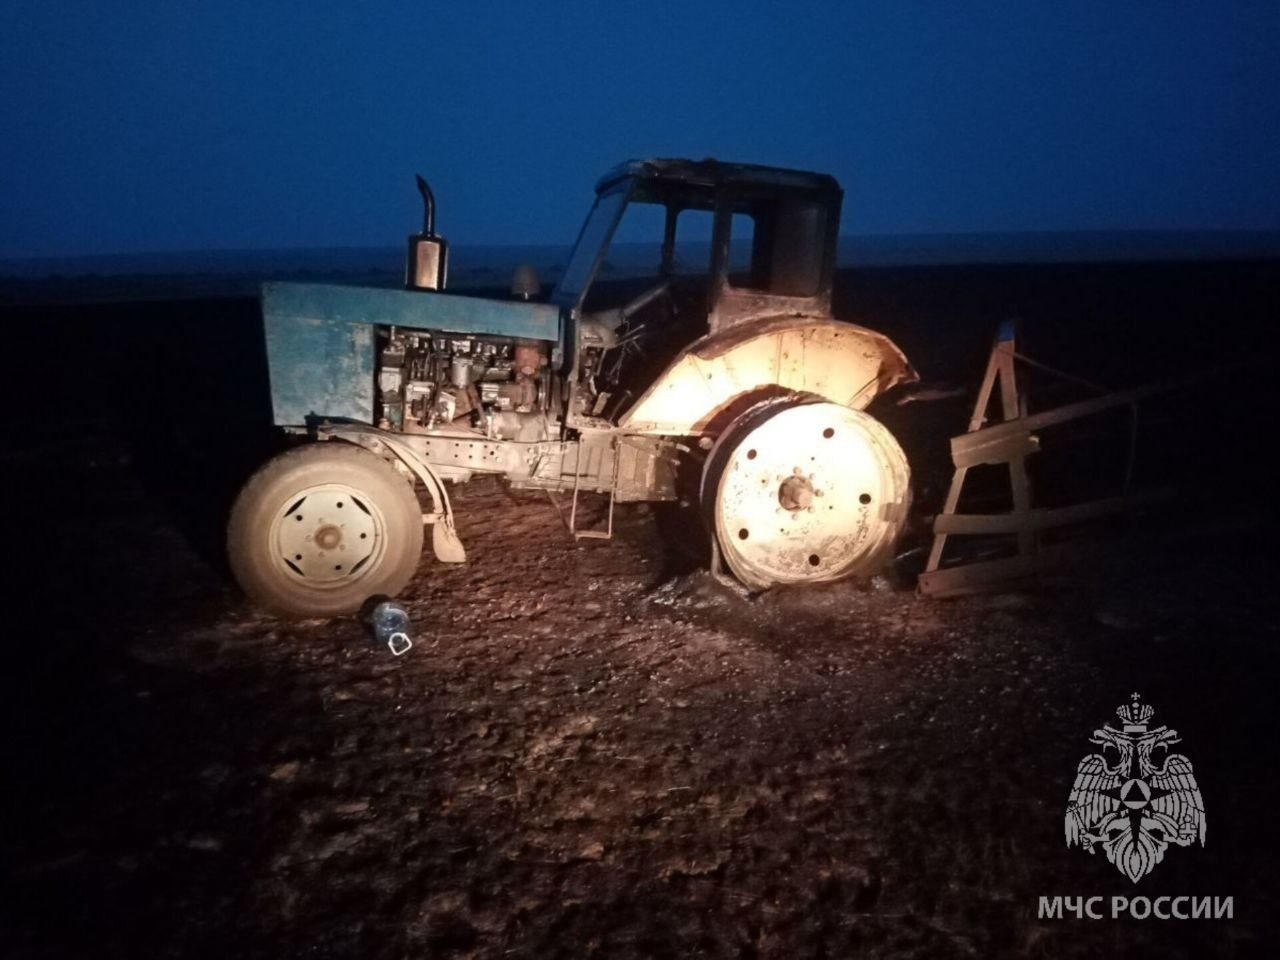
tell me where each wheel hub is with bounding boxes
[270,485,382,584]
[778,472,816,511]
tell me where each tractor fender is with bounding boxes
[617,315,917,436]
[322,426,466,564]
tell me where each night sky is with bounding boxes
[3,1,1278,259]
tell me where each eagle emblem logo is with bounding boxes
[1065,694,1205,882]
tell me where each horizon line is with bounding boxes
[3,227,1280,268]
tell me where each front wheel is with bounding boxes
[228,443,424,617]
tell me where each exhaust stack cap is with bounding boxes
[406,173,448,290]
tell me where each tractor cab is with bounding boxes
[554,158,841,333]
[553,159,845,424]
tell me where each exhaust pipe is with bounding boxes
[406,174,448,290]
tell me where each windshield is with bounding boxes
[551,185,630,312]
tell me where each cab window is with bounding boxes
[726,197,827,298]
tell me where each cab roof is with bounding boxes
[595,158,841,200]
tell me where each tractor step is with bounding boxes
[568,484,615,540]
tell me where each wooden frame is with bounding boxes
[919,322,1172,598]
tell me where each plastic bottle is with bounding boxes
[370,601,412,656]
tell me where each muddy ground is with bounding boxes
[3,261,1279,958]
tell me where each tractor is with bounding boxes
[228,158,917,617]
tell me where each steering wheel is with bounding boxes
[617,279,671,322]
[579,279,673,393]
[580,278,673,353]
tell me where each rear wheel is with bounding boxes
[228,443,424,617]
[702,399,911,591]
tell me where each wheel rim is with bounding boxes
[268,483,387,587]
[705,401,910,589]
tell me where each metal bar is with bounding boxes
[574,493,615,540]
[996,341,1035,557]
[925,329,1006,573]
[1011,351,1109,395]
[918,551,1040,598]
[918,541,1094,598]
[932,489,1174,536]
[950,369,1217,464]
[951,431,1041,468]
[569,453,584,534]
[966,334,1005,432]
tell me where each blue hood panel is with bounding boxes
[261,281,560,426]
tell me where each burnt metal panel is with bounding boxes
[264,282,560,340]
[263,295,377,426]
[261,282,561,426]
[595,158,841,197]
[618,316,916,435]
